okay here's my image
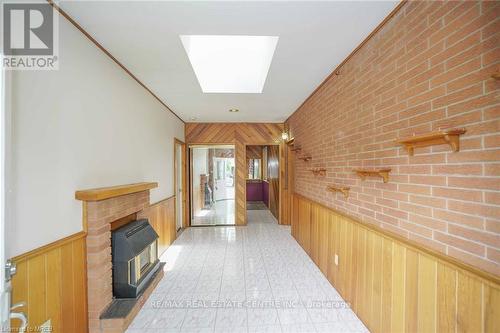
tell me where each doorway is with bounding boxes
[246,145,279,221]
[174,139,186,232]
[189,145,236,226]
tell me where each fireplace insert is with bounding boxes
[111,219,160,298]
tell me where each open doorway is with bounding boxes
[246,145,279,221]
[189,145,235,226]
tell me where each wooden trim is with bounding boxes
[174,138,188,229]
[46,0,185,124]
[75,182,158,201]
[12,231,87,262]
[286,0,407,122]
[150,195,176,207]
[294,193,500,286]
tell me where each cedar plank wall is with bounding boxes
[185,123,290,225]
[287,0,500,276]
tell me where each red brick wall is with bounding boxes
[287,0,500,275]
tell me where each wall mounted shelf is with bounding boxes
[309,168,326,176]
[326,185,350,199]
[354,168,391,183]
[397,128,466,156]
[298,156,312,162]
[286,138,295,146]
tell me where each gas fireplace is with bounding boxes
[111,219,160,298]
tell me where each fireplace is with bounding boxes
[111,219,160,298]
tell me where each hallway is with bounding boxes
[126,210,368,332]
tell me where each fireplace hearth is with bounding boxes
[112,219,160,298]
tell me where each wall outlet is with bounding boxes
[334,254,339,266]
[40,319,52,332]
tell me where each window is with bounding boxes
[247,159,261,180]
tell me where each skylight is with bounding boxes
[180,35,279,93]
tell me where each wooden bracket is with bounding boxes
[298,156,312,162]
[397,128,466,156]
[354,168,391,183]
[309,168,326,176]
[326,185,350,199]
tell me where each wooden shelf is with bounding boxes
[397,128,466,156]
[354,168,391,183]
[298,156,312,162]
[75,182,158,201]
[286,138,295,146]
[309,168,326,176]
[326,185,350,199]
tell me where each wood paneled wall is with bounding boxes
[186,123,289,225]
[292,194,500,333]
[11,232,88,333]
[138,196,177,256]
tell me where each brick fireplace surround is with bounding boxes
[76,183,162,333]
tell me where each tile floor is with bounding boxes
[126,210,369,333]
[192,200,235,226]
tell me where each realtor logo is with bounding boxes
[2,1,58,70]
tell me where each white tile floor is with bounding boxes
[126,210,369,333]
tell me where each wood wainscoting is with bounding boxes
[10,232,88,333]
[138,195,176,256]
[291,194,500,333]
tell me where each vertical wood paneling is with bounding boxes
[11,232,88,333]
[437,264,456,333]
[292,194,500,333]
[138,196,176,256]
[371,234,383,333]
[418,255,437,333]
[457,272,482,333]
[391,243,406,333]
[405,249,418,333]
[484,284,500,333]
[381,238,393,333]
[46,248,62,332]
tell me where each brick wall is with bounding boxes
[287,0,500,275]
[86,191,149,332]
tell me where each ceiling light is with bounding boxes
[229,109,239,113]
[180,35,279,93]
[190,116,198,121]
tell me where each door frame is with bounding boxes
[244,143,282,224]
[174,138,187,230]
[187,144,236,226]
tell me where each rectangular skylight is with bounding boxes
[180,35,278,93]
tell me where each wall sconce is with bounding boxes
[281,131,289,141]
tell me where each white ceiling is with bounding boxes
[60,1,399,123]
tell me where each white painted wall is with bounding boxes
[6,14,184,258]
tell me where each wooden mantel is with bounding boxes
[75,182,158,201]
